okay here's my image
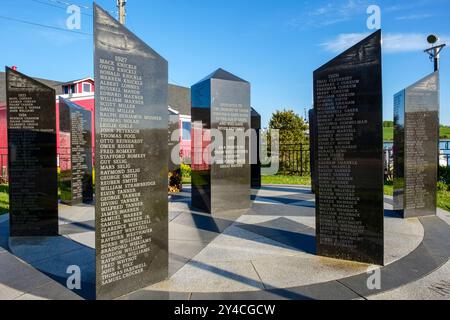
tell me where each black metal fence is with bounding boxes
[278,144,311,176]
[1,145,449,183]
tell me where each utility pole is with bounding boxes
[117,0,127,25]
[424,35,446,72]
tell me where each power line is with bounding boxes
[0,15,92,36]
[28,0,92,16]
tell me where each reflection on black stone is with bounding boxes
[191,69,251,216]
[6,67,58,237]
[251,108,261,189]
[313,31,384,265]
[94,4,168,300]
[394,72,439,218]
[59,97,93,205]
[309,109,317,194]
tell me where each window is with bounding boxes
[83,83,91,93]
[70,84,76,94]
[182,121,191,141]
[64,86,69,94]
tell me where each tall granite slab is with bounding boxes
[59,97,93,205]
[394,72,439,218]
[6,67,58,237]
[313,30,384,265]
[94,4,168,300]
[191,68,251,215]
[251,108,261,189]
[309,109,317,194]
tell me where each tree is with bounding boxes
[383,121,394,128]
[269,109,308,145]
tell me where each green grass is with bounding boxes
[384,126,450,141]
[0,185,9,216]
[438,190,450,212]
[383,127,394,142]
[440,126,450,139]
[182,176,191,185]
[262,175,311,185]
[1,178,450,213]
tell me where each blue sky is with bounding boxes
[0,0,449,126]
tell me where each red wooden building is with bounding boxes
[0,73,192,181]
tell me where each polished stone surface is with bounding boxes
[251,108,261,189]
[94,4,168,300]
[308,109,317,194]
[168,109,180,172]
[6,67,58,237]
[58,97,93,205]
[191,68,251,215]
[313,30,384,265]
[394,72,439,218]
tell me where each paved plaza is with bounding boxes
[1,185,450,300]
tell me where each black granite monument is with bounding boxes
[59,97,93,205]
[251,108,261,189]
[6,67,58,237]
[394,72,439,218]
[191,68,251,215]
[313,30,384,265]
[94,4,168,299]
[309,108,317,194]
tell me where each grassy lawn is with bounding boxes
[383,127,393,142]
[1,178,450,213]
[438,190,450,212]
[441,126,450,139]
[0,185,9,216]
[384,126,450,141]
[182,176,191,185]
[262,175,311,185]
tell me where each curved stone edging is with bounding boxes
[122,216,450,300]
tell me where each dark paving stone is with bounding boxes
[172,212,234,234]
[246,203,316,217]
[59,220,95,235]
[339,216,450,298]
[259,186,314,195]
[120,290,191,300]
[236,218,316,254]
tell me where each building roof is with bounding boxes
[0,71,63,103]
[169,84,191,116]
[61,78,95,86]
[0,72,191,116]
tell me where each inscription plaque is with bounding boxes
[59,97,93,205]
[313,31,384,265]
[6,67,58,237]
[251,108,261,189]
[191,69,251,215]
[94,4,168,299]
[309,109,317,194]
[394,72,439,218]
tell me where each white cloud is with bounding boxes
[320,32,449,54]
[395,14,434,21]
[286,0,369,29]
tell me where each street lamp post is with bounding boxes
[424,35,446,72]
